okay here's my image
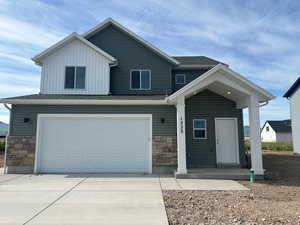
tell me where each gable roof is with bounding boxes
[283,77,300,98]
[167,64,275,103]
[172,56,228,67]
[32,32,117,66]
[83,18,179,65]
[264,120,292,133]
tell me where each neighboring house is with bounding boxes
[261,120,292,143]
[0,18,275,175]
[244,126,250,140]
[284,77,300,154]
[0,121,8,139]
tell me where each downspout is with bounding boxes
[3,104,11,174]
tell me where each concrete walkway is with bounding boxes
[0,174,247,224]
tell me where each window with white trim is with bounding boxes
[175,74,186,85]
[130,70,151,90]
[65,66,86,89]
[193,119,207,139]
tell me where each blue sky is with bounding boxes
[0,0,299,125]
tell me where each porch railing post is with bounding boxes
[248,95,264,175]
[176,97,187,174]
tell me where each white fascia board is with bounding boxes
[82,18,179,65]
[32,32,117,66]
[167,64,276,103]
[1,99,170,105]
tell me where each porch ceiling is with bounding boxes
[206,81,249,104]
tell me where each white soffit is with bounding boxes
[32,32,117,66]
[82,18,179,65]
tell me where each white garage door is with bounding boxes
[35,114,152,173]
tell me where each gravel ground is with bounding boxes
[163,151,300,225]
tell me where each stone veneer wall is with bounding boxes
[6,136,36,174]
[5,135,177,174]
[152,136,177,174]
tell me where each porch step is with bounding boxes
[175,168,264,180]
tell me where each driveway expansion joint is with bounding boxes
[22,176,88,225]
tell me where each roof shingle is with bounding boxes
[172,56,226,66]
[266,120,292,133]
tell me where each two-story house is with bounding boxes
[1,18,275,176]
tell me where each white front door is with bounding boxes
[35,114,152,174]
[215,118,239,165]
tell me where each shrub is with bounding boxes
[0,141,5,153]
[245,141,293,152]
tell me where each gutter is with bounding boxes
[0,99,172,105]
[259,100,269,107]
[2,104,11,174]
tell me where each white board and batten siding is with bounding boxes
[40,39,111,95]
[290,88,300,154]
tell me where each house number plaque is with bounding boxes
[180,117,184,133]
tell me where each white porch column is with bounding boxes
[176,97,187,174]
[248,95,264,175]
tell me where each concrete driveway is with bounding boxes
[0,174,168,225]
[0,174,247,224]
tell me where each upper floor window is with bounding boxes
[175,74,186,85]
[130,70,151,90]
[266,126,269,132]
[65,66,86,89]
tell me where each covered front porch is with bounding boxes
[167,64,275,177]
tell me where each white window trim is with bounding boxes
[130,69,151,90]
[175,74,186,85]
[64,66,86,90]
[193,119,207,139]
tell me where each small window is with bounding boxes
[130,70,151,90]
[175,74,186,85]
[64,66,86,89]
[266,126,269,132]
[193,119,207,139]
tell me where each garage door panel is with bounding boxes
[36,115,151,173]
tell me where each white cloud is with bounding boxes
[0,15,64,48]
[0,52,34,66]
[243,98,290,126]
[0,83,38,97]
[0,114,9,124]
[0,72,40,85]
[0,105,9,124]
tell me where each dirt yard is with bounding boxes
[163,151,300,225]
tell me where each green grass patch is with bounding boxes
[245,141,293,152]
